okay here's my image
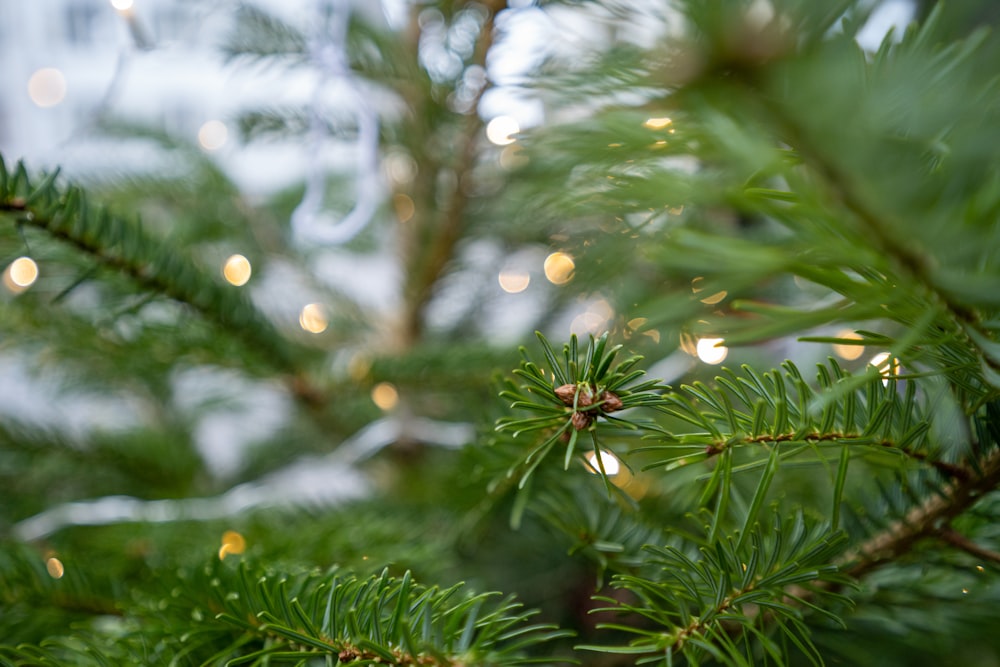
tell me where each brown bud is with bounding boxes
[571,411,593,431]
[600,391,624,412]
[554,384,576,406]
[577,384,596,408]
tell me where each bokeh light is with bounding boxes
[571,299,614,336]
[543,252,574,285]
[110,0,134,9]
[28,68,67,108]
[198,120,228,151]
[46,557,65,579]
[371,382,399,411]
[5,256,39,292]
[643,116,672,130]
[393,193,415,223]
[486,115,519,146]
[696,337,728,365]
[218,530,246,560]
[498,269,530,294]
[869,351,897,386]
[586,450,621,476]
[222,254,251,286]
[299,303,328,333]
[499,144,529,170]
[832,329,864,360]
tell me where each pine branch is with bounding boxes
[0,156,326,408]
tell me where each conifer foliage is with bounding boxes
[3,1,1000,665]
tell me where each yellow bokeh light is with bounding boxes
[832,330,864,360]
[486,115,519,146]
[222,254,251,286]
[586,450,621,476]
[393,193,415,223]
[198,120,228,151]
[701,290,727,305]
[696,337,728,365]
[28,68,67,108]
[627,317,647,331]
[5,256,39,290]
[643,116,672,130]
[299,303,328,333]
[498,270,530,294]
[543,252,575,285]
[110,0,134,9]
[869,351,898,385]
[219,530,246,560]
[46,557,65,579]
[371,382,399,411]
[679,331,698,356]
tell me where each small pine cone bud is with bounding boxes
[554,384,576,406]
[577,384,596,408]
[571,411,593,431]
[600,391,624,412]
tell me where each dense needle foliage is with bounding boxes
[2,1,1000,665]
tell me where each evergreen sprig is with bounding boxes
[0,555,572,666]
[0,155,319,395]
[579,512,852,667]
[640,359,959,480]
[496,332,667,487]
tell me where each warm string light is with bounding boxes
[299,303,328,333]
[371,382,399,411]
[486,115,519,146]
[498,269,530,294]
[626,317,661,343]
[696,337,728,365]
[218,530,246,560]
[28,68,67,108]
[543,252,574,285]
[198,120,228,151]
[46,556,65,579]
[585,450,648,499]
[222,254,251,286]
[4,256,39,293]
[832,329,864,360]
[868,351,898,385]
[643,116,672,130]
[691,276,727,305]
[586,450,620,476]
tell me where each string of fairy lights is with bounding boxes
[4,99,896,372]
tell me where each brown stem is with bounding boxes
[706,431,971,481]
[940,526,1000,566]
[842,447,1000,579]
[397,1,507,348]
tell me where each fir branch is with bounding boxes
[0,156,326,407]
[939,526,1000,566]
[843,446,1000,578]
